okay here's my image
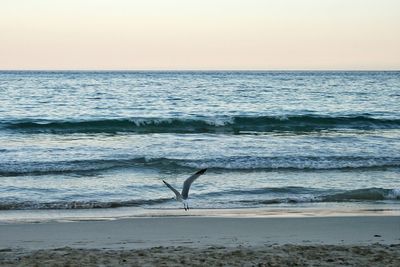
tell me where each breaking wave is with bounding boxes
[1,156,399,176]
[0,198,171,210]
[2,115,400,134]
[0,187,398,210]
[233,187,400,205]
[320,188,400,202]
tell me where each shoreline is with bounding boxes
[0,204,399,224]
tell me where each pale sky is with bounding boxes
[0,0,399,70]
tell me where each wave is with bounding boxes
[203,186,320,197]
[253,188,400,205]
[0,188,398,210]
[1,156,399,176]
[2,115,400,134]
[231,187,400,206]
[0,157,191,176]
[246,186,398,198]
[0,198,170,210]
[0,159,131,176]
[179,156,400,170]
[205,187,400,202]
[320,188,400,202]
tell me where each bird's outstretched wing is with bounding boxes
[163,180,181,198]
[181,168,207,199]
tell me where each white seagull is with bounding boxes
[162,168,207,211]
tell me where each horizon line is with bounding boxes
[0,69,399,72]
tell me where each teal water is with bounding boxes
[0,71,399,214]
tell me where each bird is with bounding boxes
[162,168,207,211]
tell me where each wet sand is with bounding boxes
[0,216,399,266]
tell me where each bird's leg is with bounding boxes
[187,204,190,210]
[183,203,187,211]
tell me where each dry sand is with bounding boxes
[0,216,399,266]
[1,244,400,267]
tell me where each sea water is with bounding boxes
[0,71,399,220]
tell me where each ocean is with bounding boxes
[0,71,399,221]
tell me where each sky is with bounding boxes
[0,0,399,70]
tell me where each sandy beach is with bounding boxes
[1,0,400,265]
[1,215,399,266]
